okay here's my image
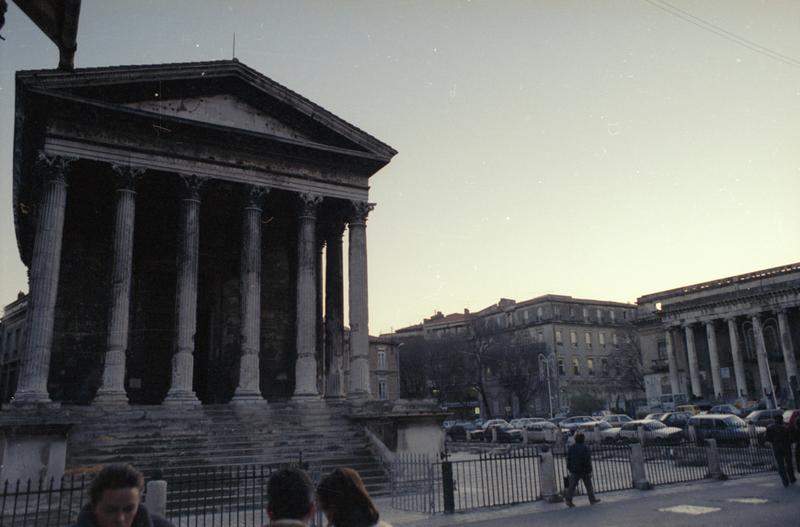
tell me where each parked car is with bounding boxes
[481,422,523,443]
[644,412,665,421]
[619,420,684,445]
[745,409,784,428]
[442,420,458,430]
[709,404,741,417]
[510,417,545,429]
[446,421,481,441]
[602,414,633,428]
[689,414,765,447]
[578,421,622,444]
[523,421,561,443]
[559,416,596,432]
[548,416,567,427]
[659,411,693,429]
[675,404,702,415]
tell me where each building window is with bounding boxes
[570,331,578,347]
[556,330,563,345]
[610,310,616,322]
[537,331,544,343]
[558,358,565,376]
[572,357,581,375]
[596,308,602,322]
[569,306,575,318]
[523,310,529,322]
[505,312,513,328]
[613,334,619,348]
[537,306,543,321]
[601,357,609,375]
[582,307,588,320]
[378,379,388,400]
[377,351,387,370]
[584,332,592,348]
[657,341,667,361]
[599,332,606,348]
[587,358,595,376]
[554,305,561,318]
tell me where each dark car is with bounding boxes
[688,414,764,447]
[659,411,692,429]
[446,421,480,441]
[481,422,523,443]
[745,409,784,428]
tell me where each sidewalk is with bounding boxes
[375,472,788,527]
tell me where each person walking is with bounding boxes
[317,468,391,527]
[765,414,796,487]
[564,433,600,507]
[264,468,316,526]
[71,464,174,527]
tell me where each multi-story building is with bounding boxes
[0,293,28,404]
[390,295,639,418]
[637,262,800,410]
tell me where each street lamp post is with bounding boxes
[539,353,555,418]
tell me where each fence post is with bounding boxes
[637,426,647,445]
[688,425,697,444]
[492,428,498,443]
[441,460,455,514]
[593,426,601,445]
[523,429,529,445]
[629,443,652,490]
[538,450,563,503]
[747,424,758,447]
[705,439,726,480]
[145,479,168,517]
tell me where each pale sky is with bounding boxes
[1,1,799,336]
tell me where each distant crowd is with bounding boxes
[71,463,389,527]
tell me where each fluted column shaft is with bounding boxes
[164,176,202,404]
[234,186,268,402]
[726,318,747,397]
[324,223,346,398]
[293,193,322,397]
[684,324,702,399]
[777,310,798,403]
[751,314,775,408]
[705,321,723,400]
[347,201,374,398]
[665,329,681,397]
[14,154,72,405]
[95,166,143,404]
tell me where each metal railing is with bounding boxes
[643,443,708,485]
[390,453,437,513]
[554,443,633,495]
[0,474,90,527]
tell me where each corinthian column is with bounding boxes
[293,193,322,398]
[777,309,798,404]
[233,185,269,403]
[347,201,374,399]
[726,317,747,398]
[164,175,203,405]
[751,313,775,409]
[705,320,723,400]
[684,324,702,399]
[665,328,681,397]
[13,153,74,406]
[94,165,145,405]
[324,220,346,398]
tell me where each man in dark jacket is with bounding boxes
[565,433,600,507]
[71,464,174,527]
[765,414,796,487]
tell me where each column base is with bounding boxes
[346,391,370,403]
[163,390,200,406]
[290,393,322,405]
[231,391,268,405]
[93,389,130,406]
[8,390,59,409]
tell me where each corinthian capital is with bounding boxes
[349,201,375,225]
[298,193,322,217]
[243,185,270,209]
[111,164,146,190]
[37,151,77,183]
[178,174,206,200]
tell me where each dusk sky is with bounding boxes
[1,1,799,335]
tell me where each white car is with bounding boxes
[602,414,633,428]
[574,420,621,444]
[619,420,683,445]
[560,416,596,432]
[523,421,561,443]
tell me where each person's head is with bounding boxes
[267,468,316,523]
[89,464,145,527]
[575,433,585,444]
[316,468,379,527]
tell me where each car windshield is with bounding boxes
[645,421,666,430]
[723,416,746,427]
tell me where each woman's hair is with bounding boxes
[317,468,379,527]
[89,464,145,505]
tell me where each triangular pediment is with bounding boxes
[17,60,397,161]
[124,94,315,142]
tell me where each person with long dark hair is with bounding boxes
[316,468,391,527]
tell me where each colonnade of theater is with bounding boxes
[663,306,799,408]
[12,153,374,406]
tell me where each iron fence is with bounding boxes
[0,474,90,527]
[390,453,437,513]
[554,443,633,495]
[643,443,708,485]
